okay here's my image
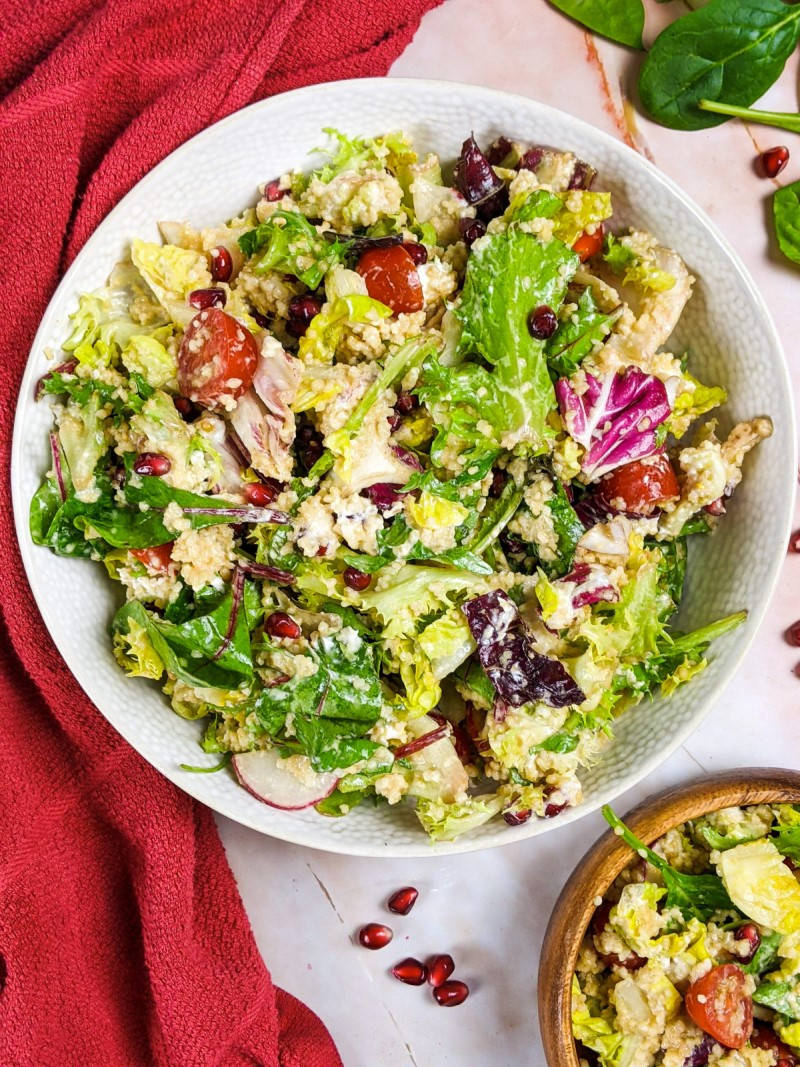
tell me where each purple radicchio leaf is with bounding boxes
[682,1035,715,1067]
[562,563,619,610]
[363,482,407,513]
[462,589,585,710]
[555,367,671,481]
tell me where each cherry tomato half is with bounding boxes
[597,454,680,517]
[131,542,175,574]
[356,245,423,315]
[573,225,604,262]
[685,964,753,1050]
[177,308,259,409]
[751,1026,797,1066]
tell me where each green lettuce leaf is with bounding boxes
[545,288,617,379]
[238,210,349,288]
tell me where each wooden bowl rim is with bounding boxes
[538,767,800,1067]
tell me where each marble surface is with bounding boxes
[216,4,800,1063]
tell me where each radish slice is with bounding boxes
[232,749,338,810]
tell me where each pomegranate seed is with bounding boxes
[785,620,800,647]
[343,566,371,591]
[188,287,226,310]
[488,469,507,497]
[209,245,233,283]
[543,786,567,819]
[253,310,271,329]
[265,612,301,640]
[527,304,558,340]
[394,391,419,415]
[401,241,428,266]
[760,145,789,179]
[391,957,427,985]
[387,886,418,915]
[316,546,328,557]
[427,954,455,988]
[133,452,171,477]
[518,146,544,172]
[433,979,469,1007]
[734,922,761,964]
[704,497,726,516]
[264,178,284,202]
[486,136,514,166]
[358,923,393,950]
[387,413,402,432]
[174,395,199,421]
[459,217,486,247]
[792,529,800,553]
[591,901,645,969]
[503,808,532,826]
[286,294,323,337]
[244,481,278,507]
[752,1026,798,1064]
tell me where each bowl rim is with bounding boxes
[10,76,798,855]
[538,767,800,1066]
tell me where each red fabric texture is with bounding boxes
[0,1,442,1063]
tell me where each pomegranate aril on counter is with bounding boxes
[387,886,418,915]
[426,953,455,988]
[760,146,789,179]
[790,530,800,553]
[391,958,427,985]
[209,245,233,282]
[264,612,301,640]
[432,979,469,1007]
[358,923,393,950]
[133,452,171,477]
[787,620,800,647]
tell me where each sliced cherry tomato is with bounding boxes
[685,964,753,1050]
[177,308,259,409]
[751,1026,798,1066]
[573,225,604,262]
[130,542,174,574]
[597,454,680,517]
[356,245,423,314]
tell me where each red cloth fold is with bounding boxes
[0,1,442,1063]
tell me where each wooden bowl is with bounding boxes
[538,768,800,1066]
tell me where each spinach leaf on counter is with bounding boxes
[547,0,644,49]
[774,180,800,267]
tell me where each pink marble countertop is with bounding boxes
[217,5,800,1063]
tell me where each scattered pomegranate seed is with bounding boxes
[543,786,568,819]
[394,391,419,415]
[387,413,402,432]
[760,146,790,179]
[188,287,227,310]
[358,923,393,950]
[503,809,532,826]
[734,923,761,964]
[527,304,558,340]
[387,886,418,915]
[343,566,371,591]
[264,178,284,202]
[704,497,726,516]
[427,954,455,988]
[459,217,486,247]
[244,481,279,507]
[786,620,800,647]
[433,979,469,1007]
[133,452,171,477]
[286,294,323,337]
[488,469,507,498]
[401,241,428,266]
[265,612,301,640]
[391,957,428,985]
[209,245,233,283]
[791,530,800,553]
[174,396,198,421]
[794,663,800,680]
[252,310,271,329]
[486,135,514,166]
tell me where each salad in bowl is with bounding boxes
[30,127,771,841]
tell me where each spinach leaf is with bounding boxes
[546,480,585,578]
[774,180,800,267]
[773,823,800,862]
[743,930,782,976]
[602,806,737,922]
[547,0,645,49]
[639,0,800,131]
[753,978,800,1020]
[545,289,616,379]
[254,634,383,772]
[537,730,579,754]
[315,788,368,817]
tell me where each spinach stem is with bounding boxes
[699,99,800,134]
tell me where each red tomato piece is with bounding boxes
[177,308,259,409]
[751,1026,798,1066]
[130,542,174,574]
[573,225,604,262]
[685,964,753,1050]
[356,245,423,314]
[597,454,680,517]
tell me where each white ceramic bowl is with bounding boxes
[11,78,796,856]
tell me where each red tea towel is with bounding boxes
[0,1,443,1064]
